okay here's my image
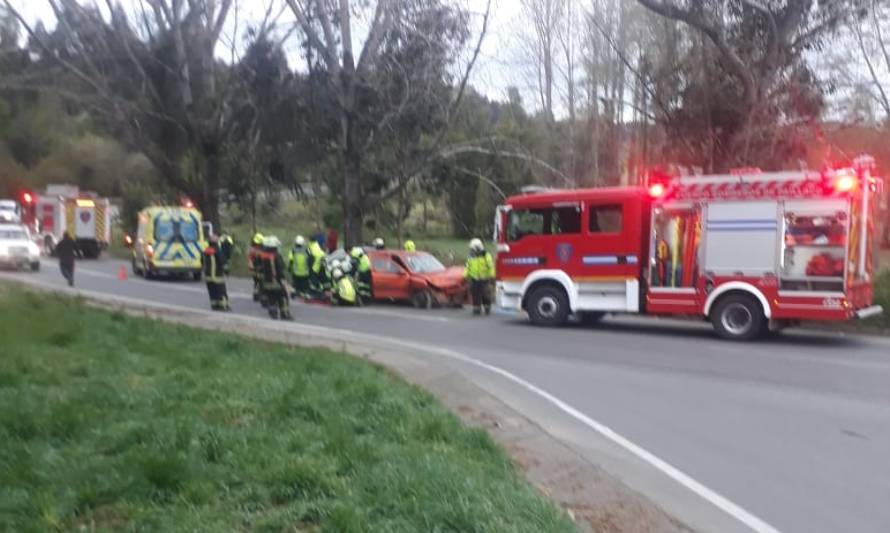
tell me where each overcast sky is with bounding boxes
[7,0,526,102]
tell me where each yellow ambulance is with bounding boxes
[132,206,206,280]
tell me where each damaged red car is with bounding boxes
[367,250,467,308]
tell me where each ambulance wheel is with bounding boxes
[527,285,569,327]
[711,294,764,341]
[411,290,433,309]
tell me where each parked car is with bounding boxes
[0,224,40,271]
[367,249,466,308]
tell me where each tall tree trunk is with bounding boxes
[341,113,363,247]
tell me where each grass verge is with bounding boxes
[0,285,574,532]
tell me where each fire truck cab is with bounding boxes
[495,156,883,340]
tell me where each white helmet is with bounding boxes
[469,238,484,252]
[331,258,342,269]
[332,267,344,279]
[294,235,306,247]
[372,237,385,249]
[263,236,281,249]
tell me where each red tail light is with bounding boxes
[648,183,666,198]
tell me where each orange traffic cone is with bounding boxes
[118,265,127,281]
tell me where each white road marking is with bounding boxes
[5,272,781,533]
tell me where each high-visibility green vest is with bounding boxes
[289,248,310,276]
[309,242,325,274]
[356,254,371,273]
[336,276,356,303]
[464,252,495,280]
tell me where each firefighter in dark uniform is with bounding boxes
[350,246,373,301]
[203,234,230,311]
[464,238,495,315]
[248,232,264,302]
[287,235,311,299]
[218,232,235,274]
[259,236,292,320]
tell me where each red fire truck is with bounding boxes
[494,156,884,340]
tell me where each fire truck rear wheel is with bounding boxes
[711,294,765,341]
[527,285,569,327]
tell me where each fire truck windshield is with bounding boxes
[507,206,581,241]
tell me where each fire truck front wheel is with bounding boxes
[526,285,570,327]
[711,294,765,341]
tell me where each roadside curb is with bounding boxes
[1,275,693,533]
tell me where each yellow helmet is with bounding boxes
[404,240,416,252]
[252,232,264,245]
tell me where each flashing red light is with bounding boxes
[184,199,194,209]
[648,183,666,198]
[834,175,857,193]
[22,192,33,204]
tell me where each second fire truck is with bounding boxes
[495,156,884,340]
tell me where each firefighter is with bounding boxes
[404,239,416,252]
[464,238,495,315]
[372,237,385,250]
[307,237,327,299]
[259,236,292,320]
[248,232,264,302]
[218,232,235,274]
[203,234,230,311]
[350,246,373,301]
[330,267,359,306]
[287,235,311,299]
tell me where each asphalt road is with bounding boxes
[6,257,890,533]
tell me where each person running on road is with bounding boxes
[259,236,292,320]
[203,234,230,311]
[55,232,76,287]
[464,238,495,315]
[350,246,372,301]
[330,267,359,306]
[287,235,311,299]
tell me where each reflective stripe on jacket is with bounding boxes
[464,252,495,280]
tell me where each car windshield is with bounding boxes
[155,217,200,242]
[405,253,446,274]
[0,229,28,240]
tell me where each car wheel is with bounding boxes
[30,261,40,272]
[711,294,765,341]
[411,290,432,309]
[526,285,569,327]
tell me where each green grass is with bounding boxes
[0,285,575,532]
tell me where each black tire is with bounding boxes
[578,311,605,326]
[30,261,40,272]
[711,294,765,341]
[411,290,432,309]
[526,285,570,327]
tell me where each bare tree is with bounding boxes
[3,0,242,224]
[286,0,489,246]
